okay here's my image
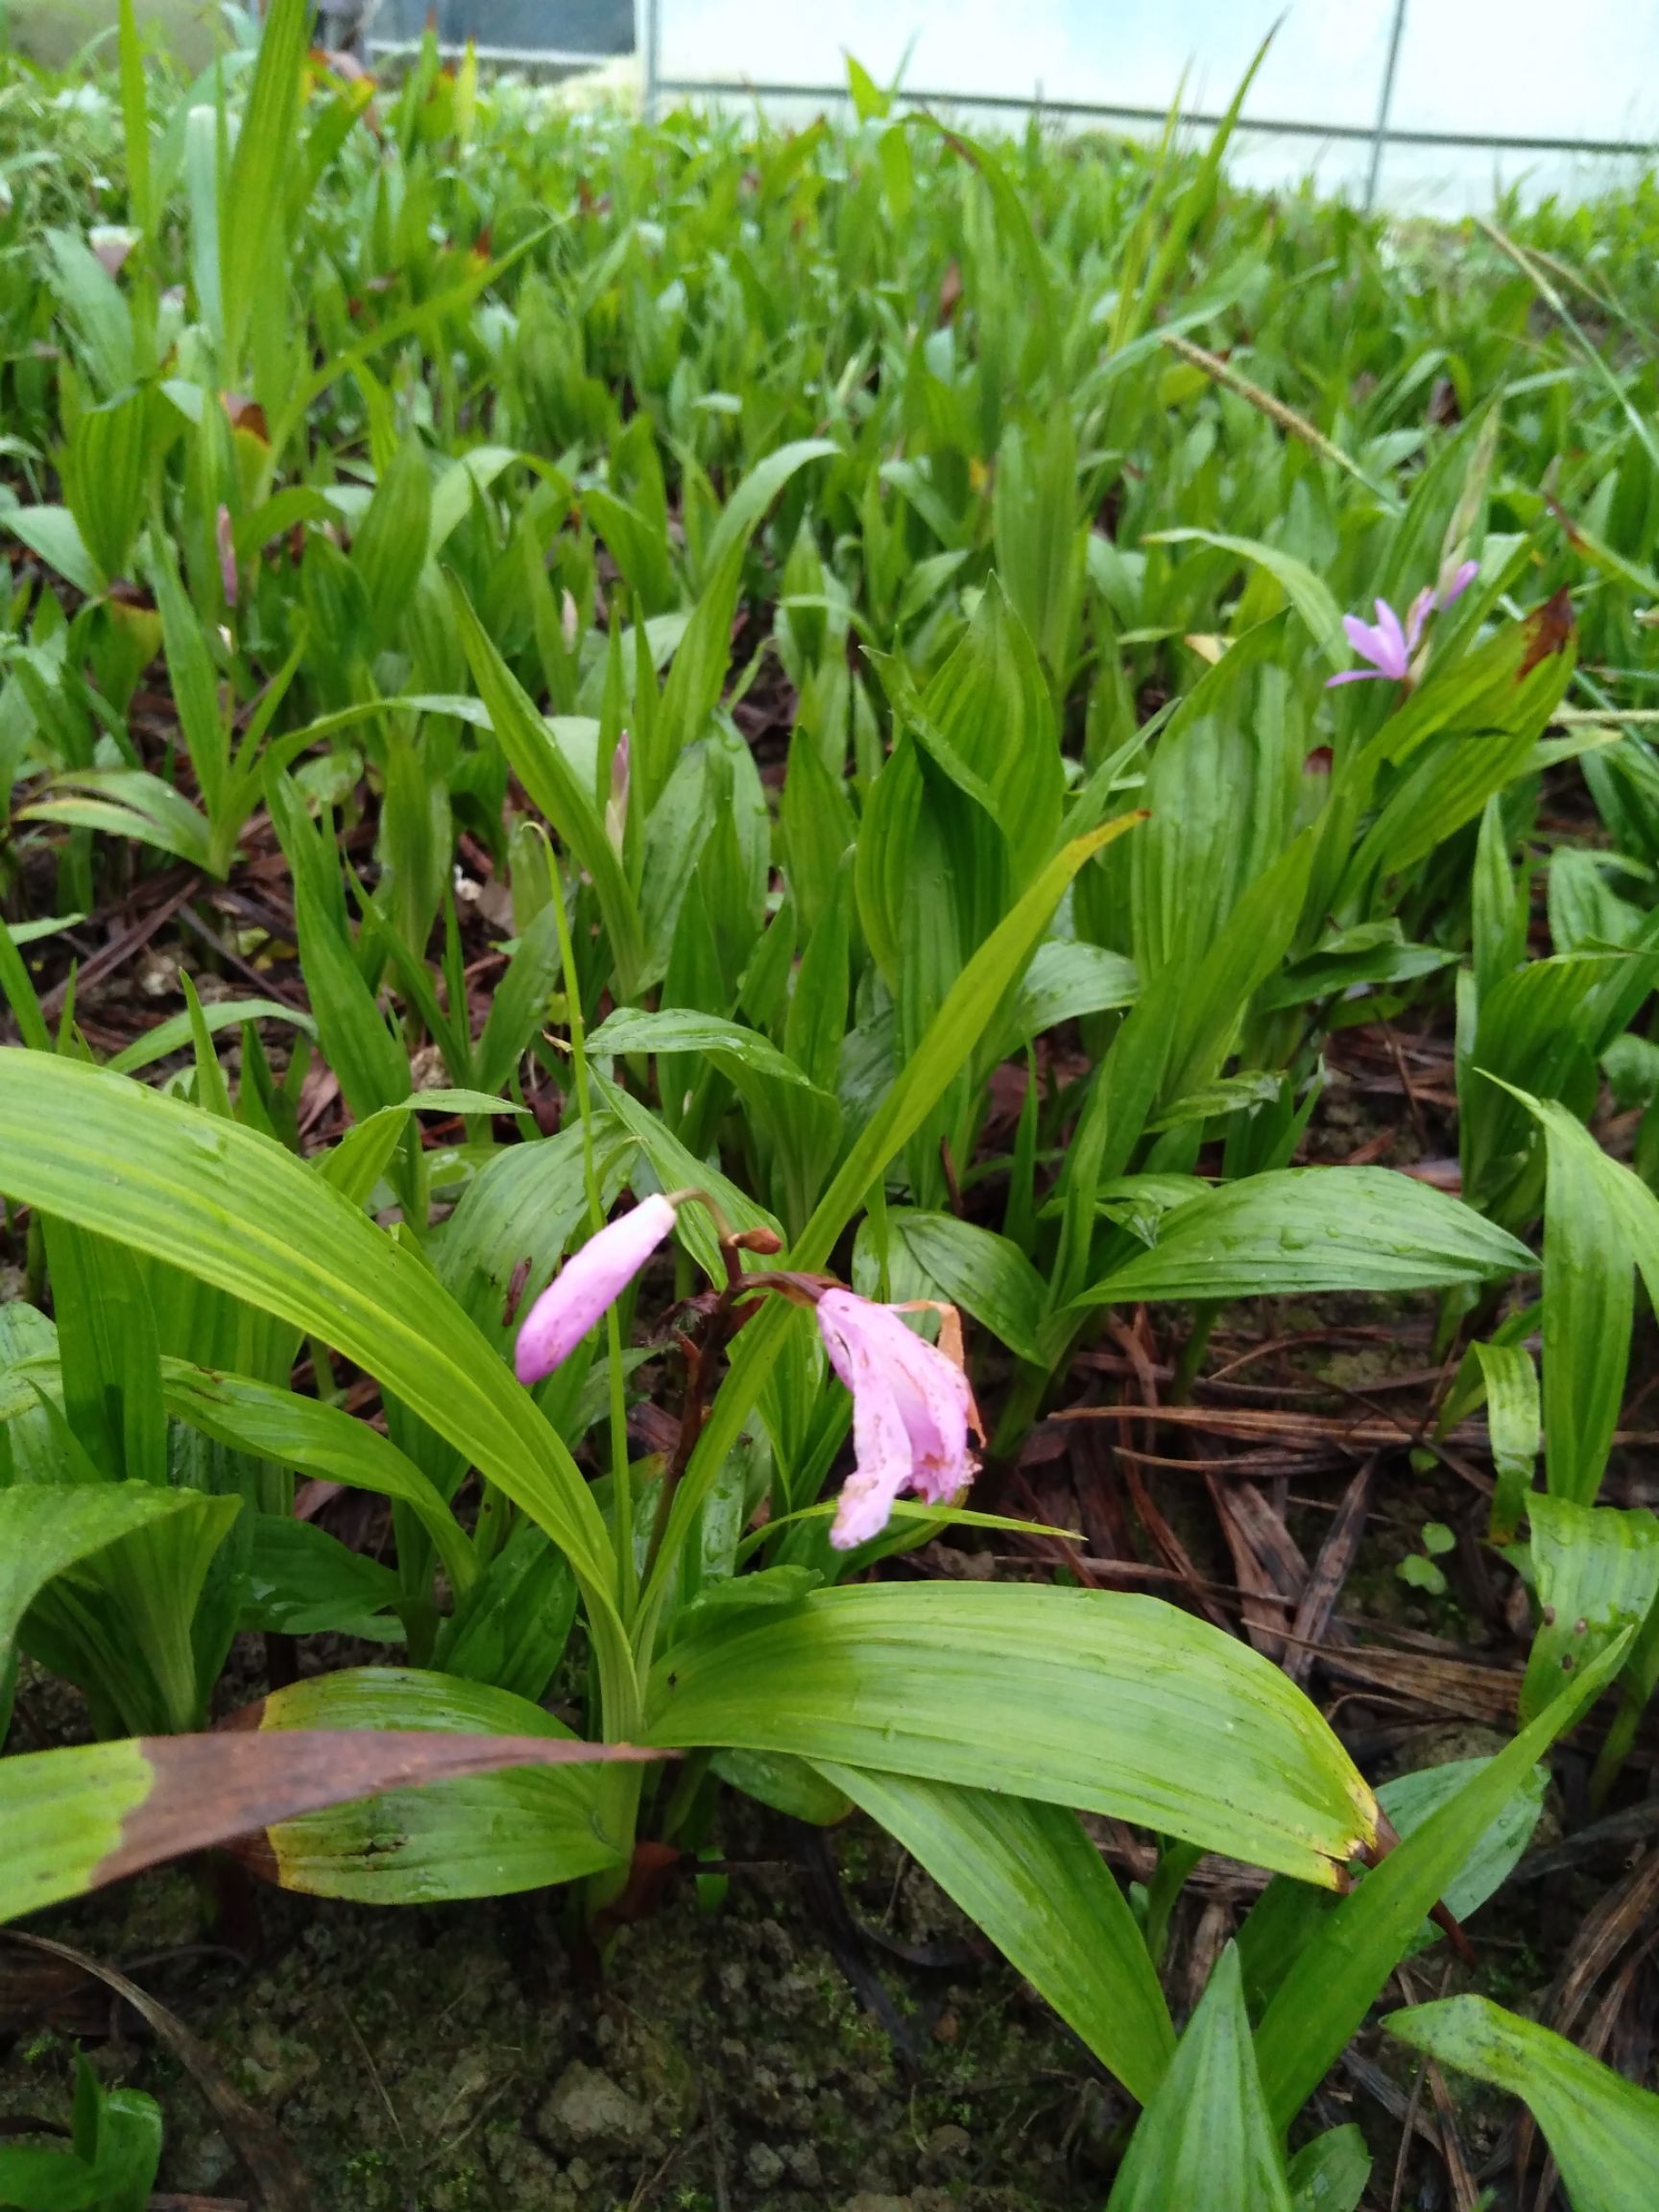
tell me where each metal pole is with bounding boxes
[1366,0,1408,210]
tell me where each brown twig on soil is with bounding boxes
[1283,1456,1375,1687]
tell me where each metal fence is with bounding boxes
[637,0,1659,215]
[364,0,1659,215]
[372,0,634,72]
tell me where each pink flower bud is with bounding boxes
[515,1194,678,1385]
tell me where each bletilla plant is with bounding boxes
[0,0,1655,2196]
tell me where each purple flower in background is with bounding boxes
[515,1194,678,1385]
[816,1288,978,1550]
[1327,562,1479,689]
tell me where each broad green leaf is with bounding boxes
[1286,2128,1370,2212]
[242,1668,628,1901]
[0,1704,648,1925]
[0,1484,214,1675]
[883,1210,1047,1363]
[1077,1168,1533,1308]
[1521,1494,1659,1724]
[822,1765,1175,2105]
[647,1585,1378,1887]
[160,1360,476,1596]
[220,0,309,375]
[589,1008,821,1091]
[1254,1635,1629,2129]
[1148,529,1346,664]
[19,774,212,870]
[448,578,645,995]
[987,938,1139,1064]
[0,506,102,596]
[0,1054,628,1699]
[1384,1996,1659,2212]
[1539,1087,1633,1505]
[1107,1947,1291,2212]
[242,1517,401,1640]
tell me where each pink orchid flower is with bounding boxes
[515,1194,678,1385]
[1327,560,1478,688]
[816,1288,979,1550]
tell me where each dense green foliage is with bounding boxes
[1,5,1658,2201]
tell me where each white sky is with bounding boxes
[651,0,1659,212]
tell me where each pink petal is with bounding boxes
[818,1289,977,1546]
[1438,559,1479,609]
[1341,613,1390,666]
[514,1193,677,1384]
[1405,587,1433,655]
[1370,598,1409,678]
[831,1375,915,1549]
[1325,668,1387,687]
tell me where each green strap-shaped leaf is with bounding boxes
[0,1053,630,1708]
[448,577,645,997]
[1254,1634,1630,2129]
[1286,2128,1370,2212]
[1076,1167,1534,1308]
[159,1360,477,1596]
[1383,1995,1659,2212]
[235,1669,632,1903]
[648,1585,1378,1887]
[1440,1337,1539,1542]
[1106,1947,1292,2212]
[1539,1085,1634,1506]
[818,1765,1175,2105]
[1521,1494,1659,1723]
[1147,529,1346,665]
[0,1698,653,1926]
[0,1484,215,1674]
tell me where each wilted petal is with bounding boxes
[832,1374,916,1549]
[515,1193,677,1384]
[818,1288,976,1548]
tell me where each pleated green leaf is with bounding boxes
[1078,1167,1534,1308]
[1106,1947,1292,2212]
[820,1764,1175,2104]
[0,1054,619,1634]
[1384,1996,1659,2212]
[648,1585,1378,1887]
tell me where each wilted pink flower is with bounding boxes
[816,1288,978,1549]
[515,1194,677,1384]
[1328,562,1479,689]
[215,504,238,607]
